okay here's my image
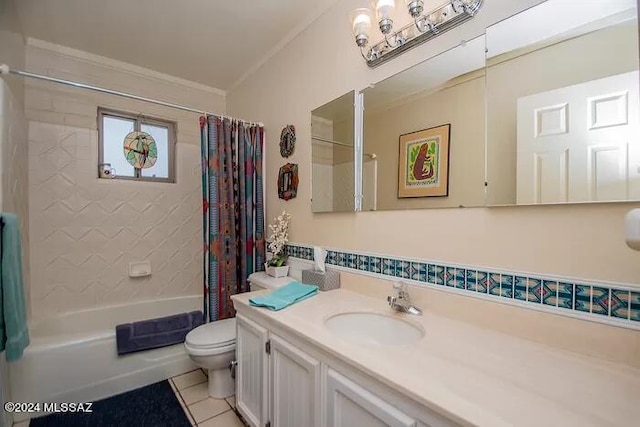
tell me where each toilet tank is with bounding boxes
[248,272,295,291]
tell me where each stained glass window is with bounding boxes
[98,108,175,183]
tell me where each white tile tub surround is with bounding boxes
[23,38,226,321]
[10,295,201,423]
[28,121,203,320]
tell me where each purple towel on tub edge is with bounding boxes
[116,311,203,355]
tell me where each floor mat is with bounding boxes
[30,380,191,427]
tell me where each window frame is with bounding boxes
[97,107,177,183]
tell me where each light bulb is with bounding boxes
[350,8,372,47]
[371,0,395,34]
[374,0,395,19]
[351,8,372,36]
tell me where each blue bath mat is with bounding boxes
[30,380,190,427]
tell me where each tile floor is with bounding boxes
[12,369,246,427]
[170,369,246,427]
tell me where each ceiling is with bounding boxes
[14,0,339,91]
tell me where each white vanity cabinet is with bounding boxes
[325,368,418,427]
[236,315,269,427]
[236,314,321,427]
[269,334,321,427]
[236,312,458,427]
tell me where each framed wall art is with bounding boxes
[398,124,451,198]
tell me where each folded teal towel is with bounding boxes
[0,214,29,361]
[249,281,318,311]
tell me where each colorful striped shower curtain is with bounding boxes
[199,116,265,321]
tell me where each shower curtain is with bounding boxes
[200,116,265,322]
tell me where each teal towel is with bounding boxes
[0,214,29,361]
[249,281,318,311]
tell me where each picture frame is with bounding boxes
[398,124,451,198]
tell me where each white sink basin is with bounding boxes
[324,312,424,346]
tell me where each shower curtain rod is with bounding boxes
[0,64,264,126]
[312,135,353,148]
[312,135,376,159]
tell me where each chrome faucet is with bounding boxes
[387,281,422,315]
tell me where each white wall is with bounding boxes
[227,0,640,286]
[24,39,226,321]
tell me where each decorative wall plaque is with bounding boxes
[278,163,299,201]
[280,125,296,158]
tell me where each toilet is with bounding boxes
[184,271,295,398]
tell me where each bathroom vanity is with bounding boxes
[232,288,640,427]
[233,290,455,427]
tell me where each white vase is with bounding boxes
[265,263,289,278]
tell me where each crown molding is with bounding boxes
[26,38,226,97]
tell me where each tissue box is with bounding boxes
[302,269,340,292]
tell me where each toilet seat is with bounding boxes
[185,317,236,355]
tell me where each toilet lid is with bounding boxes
[248,271,295,290]
[185,317,236,349]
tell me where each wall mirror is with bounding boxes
[311,91,356,213]
[361,35,486,211]
[486,0,639,206]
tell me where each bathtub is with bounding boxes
[10,296,201,421]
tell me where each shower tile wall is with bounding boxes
[28,122,202,320]
[25,39,226,321]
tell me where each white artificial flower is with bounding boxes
[266,210,292,265]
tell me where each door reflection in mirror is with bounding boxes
[486,0,639,206]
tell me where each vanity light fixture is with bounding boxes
[351,0,484,67]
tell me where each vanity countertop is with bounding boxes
[232,288,640,427]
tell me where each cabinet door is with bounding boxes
[325,368,417,427]
[270,334,321,427]
[236,315,269,427]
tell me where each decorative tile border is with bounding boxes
[285,243,640,330]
